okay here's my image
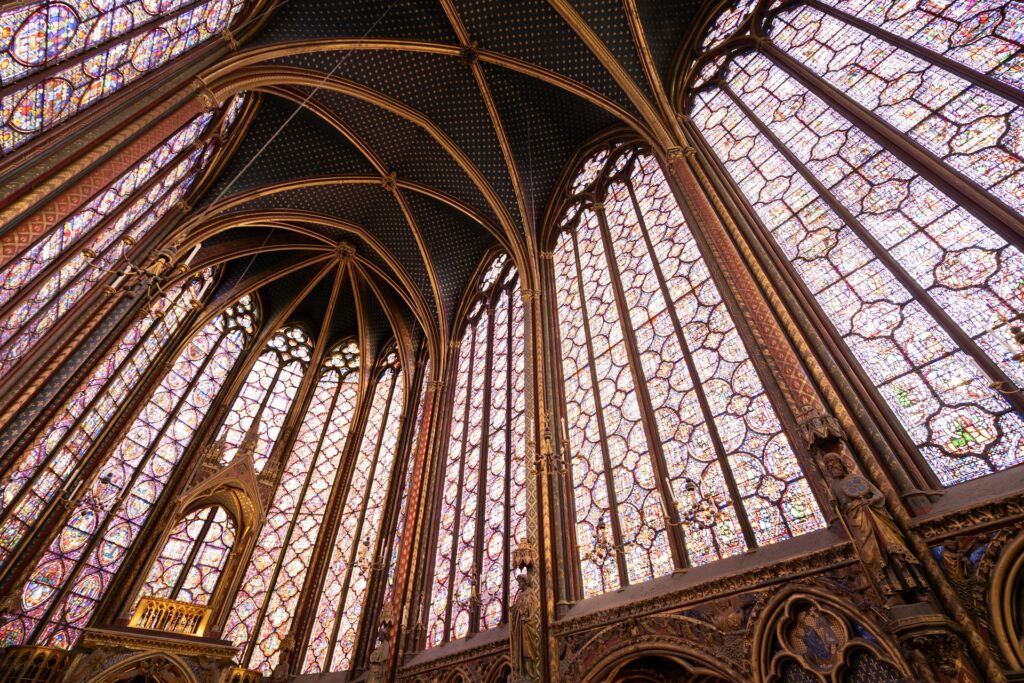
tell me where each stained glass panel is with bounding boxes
[0,275,207,574]
[216,326,311,474]
[424,254,527,647]
[0,0,248,153]
[817,0,1023,90]
[691,49,1024,485]
[139,504,235,606]
[554,147,825,598]
[770,4,1024,217]
[0,293,254,648]
[225,342,359,675]
[0,93,245,381]
[303,354,405,673]
[701,0,758,52]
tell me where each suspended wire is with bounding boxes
[197,0,402,288]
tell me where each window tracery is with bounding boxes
[426,254,526,646]
[0,290,256,649]
[304,350,406,674]
[0,93,246,381]
[139,503,235,606]
[225,340,360,675]
[686,0,1024,487]
[214,325,311,474]
[0,0,250,153]
[0,272,213,574]
[552,145,824,598]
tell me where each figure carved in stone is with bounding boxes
[822,452,926,605]
[509,565,540,682]
[366,629,390,683]
[268,636,293,683]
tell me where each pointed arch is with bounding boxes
[224,337,362,674]
[0,290,257,649]
[303,345,407,674]
[425,249,528,646]
[547,141,825,598]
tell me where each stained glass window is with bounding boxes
[0,272,212,573]
[425,254,527,646]
[687,0,1024,487]
[552,146,824,599]
[0,0,250,153]
[225,341,360,675]
[139,504,236,605]
[0,93,246,381]
[214,325,311,474]
[304,350,406,674]
[0,292,256,649]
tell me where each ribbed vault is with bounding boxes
[169,0,704,370]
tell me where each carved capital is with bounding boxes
[221,27,239,50]
[797,413,845,451]
[193,77,218,111]
[521,288,539,303]
[666,146,697,161]
[427,380,445,390]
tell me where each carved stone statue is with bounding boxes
[268,636,293,683]
[509,569,541,682]
[822,452,926,605]
[366,630,390,683]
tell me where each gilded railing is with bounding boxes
[128,596,212,636]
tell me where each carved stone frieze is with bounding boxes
[552,544,854,636]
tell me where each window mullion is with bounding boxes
[441,333,476,643]
[27,325,229,642]
[0,295,185,528]
[0,0,215,106]
[502,285,514,623]
[591,196,698,567]
[169,507,218,600]
[470,305,495,635]
[721,79,1024,419]
[804,0,1024,109]
[241,369,343,665]
[567,223,630,588]
[324,370,396,670]
[759,41,1024,242]
[0,136,209,329]
[622,176,760,552]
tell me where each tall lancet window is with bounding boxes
[0,272,213,574]
[304,349,405,674]
[426,254,526,647]
[552,146,825,599]
[687,0,1024,487]
[214,325,311,474]
[225,341,360,675]
[0,291,256,649]
[0,0,250,153]
[0,93,247,381]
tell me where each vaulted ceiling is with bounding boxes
[183,0,706,367]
